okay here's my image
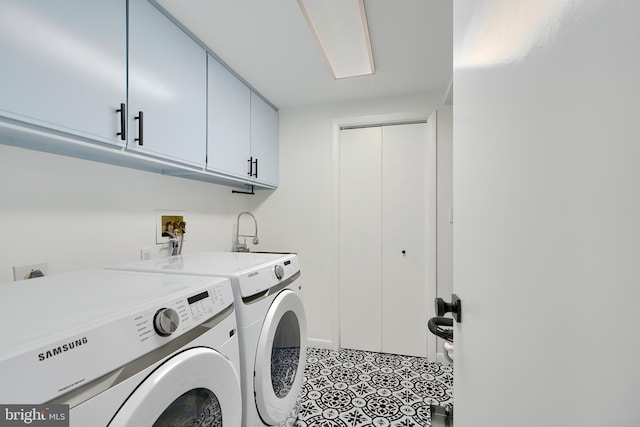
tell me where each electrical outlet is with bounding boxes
[13,262,49,281]
[141,247,152,261]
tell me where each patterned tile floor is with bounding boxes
[294,347,453,427]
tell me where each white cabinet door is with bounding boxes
[250,93,279,187]
[128,0,206,167]
[207,55,251,178]
[0,0,126,146]
[207,61,278,187]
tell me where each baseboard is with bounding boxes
[308,338,334,350]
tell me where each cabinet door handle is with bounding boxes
[248,157,253,177]
[135,111,144,146]
[253,157,258,178]
[116,103,126,140]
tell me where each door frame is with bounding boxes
[330,111,437,361]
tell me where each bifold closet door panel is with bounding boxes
[339,127,382,353]
[381,123,431,357]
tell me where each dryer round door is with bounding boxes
[110,347,241,427]
[254,289,308,425]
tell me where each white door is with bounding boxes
[381,123,435,357]
[111,347,241,426]
[254,290,307,425]
[339,126,382,353]
[453,1,640,426]
[339,122,436,357]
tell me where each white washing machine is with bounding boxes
[0,269,242,426]
[108,252,307,427]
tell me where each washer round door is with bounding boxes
[110,347,241,427]
[254,289,308,425]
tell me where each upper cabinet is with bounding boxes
[0,0,277,188]
[127,0,207,168]
[207,55,251,178]
[207,55,279,187]
[0,0,127,146]
[250,93,279,187]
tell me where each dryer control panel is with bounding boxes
[237,254,300,298]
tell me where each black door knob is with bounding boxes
[434,294,461,322]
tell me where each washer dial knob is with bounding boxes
[154,308,179,336]
[274,264,285,280]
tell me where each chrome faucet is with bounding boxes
[234,212,259,252]
[162,220,187,256]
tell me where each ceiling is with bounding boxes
[155,0,453,109]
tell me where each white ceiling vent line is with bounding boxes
[297,0,375,80]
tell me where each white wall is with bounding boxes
[0,91,452,353]
[249,93,446,348]
[0,142,250,283]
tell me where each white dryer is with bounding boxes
[109,252,307,427]
[0,269,242,426]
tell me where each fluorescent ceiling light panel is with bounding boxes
[298,0,375,79]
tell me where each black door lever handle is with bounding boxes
[428,316,454,342]
[435,294,461,322]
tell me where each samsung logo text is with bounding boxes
[38,337,88,361]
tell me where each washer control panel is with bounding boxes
[134,279,232,342]
[1,272,234,406]
[153,308,179,336]
[187,289,216,320]
[274,264,285,280]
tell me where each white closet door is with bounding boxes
[339,127,382,352]
[339,123,435,357]
[381,123,431,357]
